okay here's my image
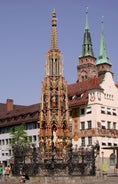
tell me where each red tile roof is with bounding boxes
[68,75,104,107]
[0,103,26,117]
[0,75,106,127]
[0,103,40,128]
[1,103,40,118]
[68,76,103,96]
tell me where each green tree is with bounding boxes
[10,124,31,176]
[10,123,30,147]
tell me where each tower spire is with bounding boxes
[51,9,58,50]
[97,17,111,66]
[39,11,70,160]
[81,8,94,57]
[46,10,63,77]
[77,8,97,82]
[85,7,89,30]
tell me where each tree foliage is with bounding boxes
[10,123,30,147]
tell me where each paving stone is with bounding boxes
[0,176,118,184]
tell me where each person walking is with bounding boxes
[0,164,3,181]
[5,165,11,180]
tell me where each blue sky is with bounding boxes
[0,0,118,105]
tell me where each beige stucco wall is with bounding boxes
[72,72,118,172]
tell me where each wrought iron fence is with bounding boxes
[13,144,39,176]
[38,144,98,176]
[13,143,99,177]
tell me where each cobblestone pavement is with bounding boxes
[0,175,118,184]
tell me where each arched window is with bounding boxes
[110,153,116,166]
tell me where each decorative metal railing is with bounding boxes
[13,143,99,176]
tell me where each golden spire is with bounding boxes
[51,9,58,50]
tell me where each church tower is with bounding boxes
[96,19,112,76]
[39,10,70,158]
[77,9,97,82]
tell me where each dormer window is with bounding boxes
[86,107,92,114]
[68,96,72,101]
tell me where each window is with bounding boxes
[80,108,85,115]
[81,137,85,147]
[9,150,12,156]
[88,137,92,146]
[108,138,112,146]
[101,106,105,114]
[26,122,39,130]
[112,109,117,116]
[107,121,111,129]
[114,138,117,146]
[110,153,116,166]
[69,96,72,101]
[86,107,92,114]
[108,142,112,146]
[82,76,84,81]
[107,108,111,115]
[102,142,106,146]
[0,127,10,134]
[102,137,106,146]
[81,122,85,130]
[6,139,8,145]
[113,122,116,130]
[2,140,5,145]
[33,135,37,142]
[88,121,92,129]
[77,94,82,100]
[101,121,106,129]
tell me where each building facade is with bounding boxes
[0,10,118,172]
[0,99,40,166]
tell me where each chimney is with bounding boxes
[6,99,13,112]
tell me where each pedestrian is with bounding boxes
[20,172,26,183]
[0,164,3,181]
[5,165,11,180]
[20,172,29,183]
